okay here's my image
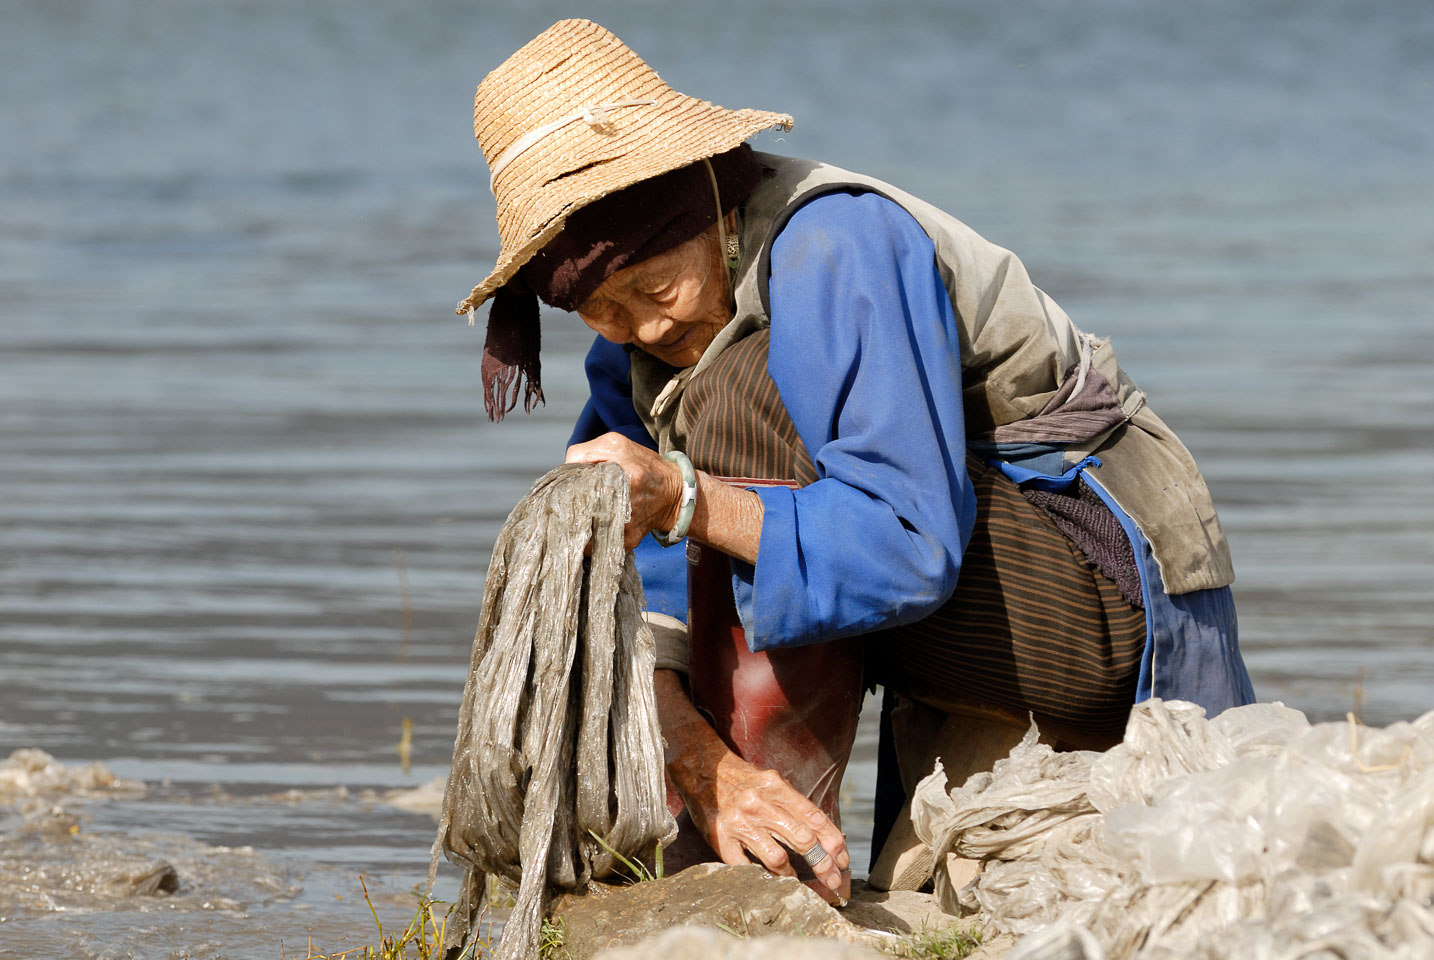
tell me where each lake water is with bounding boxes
[2,1,1431,956]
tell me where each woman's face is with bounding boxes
[576,222,731,369]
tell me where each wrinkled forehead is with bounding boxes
[586,229,713,302]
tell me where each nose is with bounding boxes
[628,305,672,346]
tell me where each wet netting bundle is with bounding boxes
[428,463,676,959]
[913,698,1434,959]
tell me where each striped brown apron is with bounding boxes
[681,328,1145,738]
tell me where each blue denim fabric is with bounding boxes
[1123,517,1255,713]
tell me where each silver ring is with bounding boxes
[801,842,829,868]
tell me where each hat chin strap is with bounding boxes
[488,99,658,191]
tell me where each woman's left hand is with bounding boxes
[566,432,683,549]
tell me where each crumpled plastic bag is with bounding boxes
[912,698,1434,959]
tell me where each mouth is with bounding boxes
[648,328,694,360]
[660,328,692,351]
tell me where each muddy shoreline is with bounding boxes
[1,750,982,959]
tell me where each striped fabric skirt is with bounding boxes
[868,455,1146,740]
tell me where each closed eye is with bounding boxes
[634,271,674,295]
[578,300,626,334]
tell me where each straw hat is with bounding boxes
[455,19,793,316]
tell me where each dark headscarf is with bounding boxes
[481,145,764,421]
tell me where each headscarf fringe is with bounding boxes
[482,282,544,423]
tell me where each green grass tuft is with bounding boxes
[539,916,567,960]
[886,923,983,960]
[586,830,664,884]
[279,874,481,960]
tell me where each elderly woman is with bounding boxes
[459,20,1254,904]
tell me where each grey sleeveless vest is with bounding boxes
[631,154,1233,596]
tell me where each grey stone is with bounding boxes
[110,859,180,896]
[842,880,966,935]
[549,863,1018,959]
[551,863,893,959]
[592,925,890,960]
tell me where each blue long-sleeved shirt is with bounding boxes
[570,192,975,650]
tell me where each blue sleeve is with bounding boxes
[570,335,689,624]
[731,192,977,649]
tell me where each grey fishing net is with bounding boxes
[429,462,676,960]
[913,698,1434,959]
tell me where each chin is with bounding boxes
[646,324,722,368]
[645,347,695,368]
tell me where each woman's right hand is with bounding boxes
[687,750,852,903]
[653,670,851,903]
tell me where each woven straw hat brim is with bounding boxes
[456,20,793,315]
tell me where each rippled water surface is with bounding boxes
[3,1,1432,956]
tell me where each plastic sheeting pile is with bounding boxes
[430,463,676,960]
[912,698,1434,959]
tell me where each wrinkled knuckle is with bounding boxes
[735,790,766,814]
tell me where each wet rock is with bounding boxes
[842,880,965,935]
[0,835,180,904]
[550,863,895,959]
[110,859,181,896]
[0,829,292,921]
[840,884,1016,959]
[592,925,890,960]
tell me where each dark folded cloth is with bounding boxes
[1024,479,1144,609]
[981,363,1127,446]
